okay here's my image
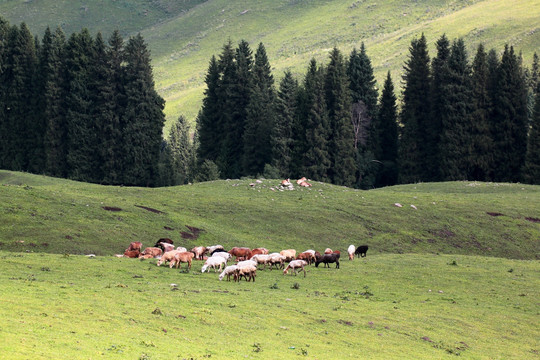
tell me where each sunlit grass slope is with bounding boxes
[1,170,538,259]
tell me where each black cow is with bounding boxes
[355,245,369,258]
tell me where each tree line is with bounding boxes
[0,18,170,186]
[197,36,540,186]
[1,15,539,187]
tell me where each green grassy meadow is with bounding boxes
[1,171,539,358]
[0,252,538,359]
[2,0,539,128]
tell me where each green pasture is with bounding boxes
[2,0,539,127]
[0,252,538,359]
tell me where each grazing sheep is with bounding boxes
[171,251,195,270]
[228,247,251,260]
[157,250,181,267]
[176,246,188,253]
[355,245,369,258]
[250,254,271,269]
[126,242,142,252]
[347,245,356,260]
[267,253,286,270]
[219,265,238,281]
[283,260,308,277]
[191,246,208,260]
[315,253,340,269]
[324,248,333,254]
[201,256,227,273]
[296,252,315,265]
[280,249,297,261]
[236,259,258,269]
[157,242,175,253]
[235,264,257,282]
[211,251,232,261]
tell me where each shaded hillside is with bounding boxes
[0,171,538,259]
[1,0,539,128]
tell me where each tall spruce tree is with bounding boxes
[438,38,474,180]
[197,55,222,166]
[347,43,379,188]
[427,34,451,181]
[523,84,540,184]
[43,27,67,177]
[243,42,275,176]
[122,33,166,186]
[168,115,193,185]
[219,40,252,178]
[325,47,356,186]
[376,72,399,187]
[398,34,431,184]
[300,59,331,181]
[470,44,494,181]
[2,23,37,171]
[64,29,98,182]
[491,45,528,182]
[272,70,298,177]
[0,17,8,167]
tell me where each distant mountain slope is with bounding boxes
[2,0,539,128]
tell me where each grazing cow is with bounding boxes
[191,246,208,260]
[315,253,340,269]
[171,251,195,270]
[355,245,369,258]
[280,249,296,261]
[283,260,308,277]
[347,245,356,260]
[123,249,140,258]
[126,242,142,252]
[228,247,251,261]
[155,238,174,247]
[296,252,315,265]
[139,247,163,259]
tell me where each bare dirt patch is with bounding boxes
[135,205,164,214]
[525,217,540,223]
[103,206,122,212]
[164,226,174,231]
[486,212,504,217]
[180,225,205,240]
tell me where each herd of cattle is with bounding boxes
[120,239,369,282]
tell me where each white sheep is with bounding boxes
[236,259,258,269]
[219,265,238,281]
[283,260,308,277]
[176,246,188,253]
[267,253,286,270]
[201,256,227,273]
[250,254,271,269]
[211,251,232,261]
[347,245,356,260]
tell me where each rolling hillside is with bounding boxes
[1,171,538,259]
[2,0,539,130]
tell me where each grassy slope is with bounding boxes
[1,171,538,259]
[0,251,537,359]
[2,1,540,128]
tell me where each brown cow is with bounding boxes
[139,247,162,259]
[228,247,251,261]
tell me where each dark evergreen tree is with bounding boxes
[347,43,379,188]
[219,40,252,178]
[196,55,222,165]
[376,72,399,187]
[523,84,540,184]
[122,33,166,186]
[0,17,11,169]
[64,29,98,182]
[491,45,528,182]
[43,27,67,177]
[469,43,494,181]
[243,42,275,176]
[438,38,474,180]
[2,23,37,171]
[157,139,174,186]
[272,70,298,177]
[427,34,451,181]
[398,34,431,184]
[531,52,539,95]
[96,30,125,185]
[300,59,331,181]
[325,47,356,186]
[168,115,193,185]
